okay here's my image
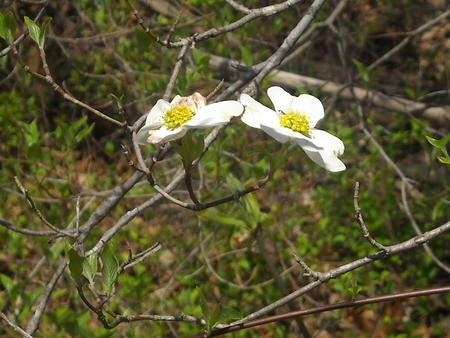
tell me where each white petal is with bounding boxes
[147,126,187,144]
[303,148,346,172]
[292,132,325,151]
[170,95,183,105]
[260,124,291,143]
[307,129,345,155]
[240,94,277,129]
[259,123,324,150]
[267,86,294,113]
[290,94,324,127]
[184,101,244,128]
[136,125,153,145]
[145,99,171,126]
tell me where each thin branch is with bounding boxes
[14,177,76,238]
[9,44,125,128]
[120,242,162,272]
[255,226,311,338]
[400,181,450,274]
[0,312,34,338]
[353,182,388,252]
[0,1,48,57]
[224,220,450,326]
[366,7,450,73]
[201,285,450,337]
[164,42,191,101]
[26,260,67,335]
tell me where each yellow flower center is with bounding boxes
[163,105,194,129]
[279,109,310,133]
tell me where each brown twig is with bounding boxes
[0,312,34,338]
[14,177,76,238]
[199,285,450,337]
[353,182,388,252]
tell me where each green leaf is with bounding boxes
[101,242,120,295]
[438,156,450,164]
[352,59,369,83]
[192,48,210,68]
[23,119,42,161]
[210,303,221,331]
[200,207,247,227]
[426,135,450,159]
[225,174,261,229]
[197,287,211,334]
[82,252,98,285]
[110,93,124,110]
[215,307,242,327]
[0,273,25,303]
[24,17,40,46]
[3,12,16,46]
[39,17,52,48]
[425,136,444,151]
[239,45,253,66]
[348,278,362,301]
[0,13,5,41]
[170,131,204,170]
[404,86,416,100]
[0,273,14,295]
[24,119,40,146]
[75,123,95,143]
[68,248,85,287]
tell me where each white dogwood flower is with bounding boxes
[240,86,346,172]
[136,92,243,144]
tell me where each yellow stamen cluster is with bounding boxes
[163,105,194,128]
[279,109,310,133]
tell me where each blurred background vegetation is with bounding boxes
[0,0,449,337]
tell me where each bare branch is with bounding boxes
[26,260,67,335]
[227,220,450,326]
[14,177,76,238]
[0,312,34,338]
[354,182,388,252]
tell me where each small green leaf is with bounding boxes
[200,208,247,227]
[426,135,450,160]
[425,136,443,150]
[404,87,416,100]
[0,13,5,41]
[24,119,40,146]
[101,242,120,295]
[438,156,450,164]
[39,17,52,48]
[68,248,85,287]
[192,48,210,68]
[210,303,221,331]
[24,17,40,46]
[170,131,204,170]
[197,287,211,333]
[215,307,242,327]
[352,59,369,83]
[0,273,14,295]
[110,93,124,109]
[75,123,95,143]
[239,45,253,66]
[82,252,98,285]
[3,12,16,46]
[348,278,362,301]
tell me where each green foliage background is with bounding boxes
[0,0,449,337]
